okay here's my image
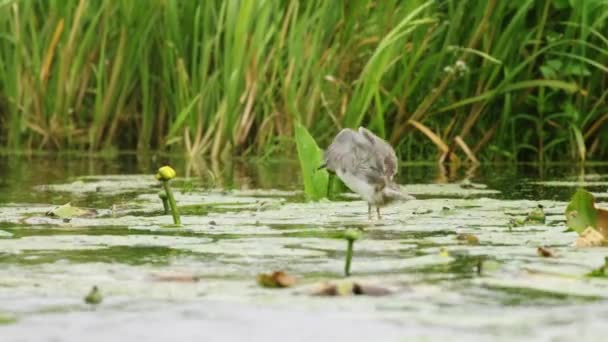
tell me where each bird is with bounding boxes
[320,127,414,220]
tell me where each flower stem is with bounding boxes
[159,193,169,214]
[163,180,181,225]
[344,239,354,277]
[162,198,170,214]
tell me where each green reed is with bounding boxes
[0,0,605,162]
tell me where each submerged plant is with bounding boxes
[156,166,181,225]
[84,286,103,305]
[343,229,361,277]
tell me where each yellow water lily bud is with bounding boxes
[156,166,176,181]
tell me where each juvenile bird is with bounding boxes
[320,127,414,220]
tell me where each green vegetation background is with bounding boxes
[0,0,606,162]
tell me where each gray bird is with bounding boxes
[320,127,414,220]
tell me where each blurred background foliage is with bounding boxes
[0,0,606,162]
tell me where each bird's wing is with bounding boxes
[358,127,398,178]
[324,128,362,172]
[324,128,389,185]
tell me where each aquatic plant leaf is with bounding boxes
[596,208,608,237]
[526,205,545,224]
[84,286,103,305]
[294,123,329,201]
[456,233,479,245]
[565,189,597,234]
[256,271,296,288]
[46,203,98,219]
[575,227,606,248]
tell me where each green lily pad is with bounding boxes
[565,189,598,235]
[46,203,98,219]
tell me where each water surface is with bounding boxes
[1,154,607,341]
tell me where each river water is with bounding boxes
[0,154,607,341]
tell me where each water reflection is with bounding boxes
[1,153,608,204]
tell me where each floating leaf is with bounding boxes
[565,189,597,234]
[575,227,606,247]
[294,122,329,201]
[46,203,98,219]
[456,233,479,245]
[537,246,555,257]
[565,189,608,238]
[256,271,296,288]
[597,208,608,237]
[311,281,392,297]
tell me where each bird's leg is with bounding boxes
[368,204,373,220]
[376,207,382,220]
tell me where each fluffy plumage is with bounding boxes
[322,127,413,219]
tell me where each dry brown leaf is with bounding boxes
[536,246,555,257]
[596,207,608,237]
[575,227,606,248]
[311,281,392,297]
[256,271,296,288]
